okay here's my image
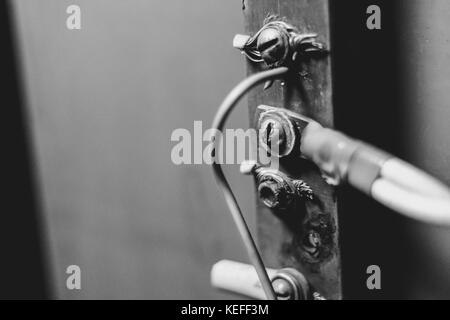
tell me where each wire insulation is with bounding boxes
[371,178,450,225]
[380,158,450,198]
[301,123,450,226]
[211,67,289,300]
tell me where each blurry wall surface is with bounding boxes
[400,0,450,299]
[12,0,253,299]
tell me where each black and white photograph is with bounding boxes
[2,0,450,306]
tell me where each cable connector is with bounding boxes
[300,122,390,193]
[300,122,450,226]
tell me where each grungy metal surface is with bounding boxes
[243,0,341,299]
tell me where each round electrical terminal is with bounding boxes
[258,181,283,209]
[256,26,290,67]
[256,170,295,210]
[272,268,310,300]
[241,163,313,210]
[258,110,296,158]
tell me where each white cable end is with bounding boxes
[233,34,251,50]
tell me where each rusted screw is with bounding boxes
[260,118,286,154]
[256,27,289,67]
[258,180,285,209]
[303,230,322,258]
[257,172,294,210]
[240,160,314,210]
[258,109,296,158]
[308,231,322,248]
[234,19,327,69]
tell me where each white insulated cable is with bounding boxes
[301,122,450,226]
[380,158,450,198]
[372,177,450,225]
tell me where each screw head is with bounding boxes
[260,119,286,153]
[303,230,322,259]
[257,172,294,210]
[308,231,322,247]
[256,27,289,66]
[258,180,282,209]
[258,110,296,158]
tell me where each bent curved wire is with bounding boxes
[210,67,289,300]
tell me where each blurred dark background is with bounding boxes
[333,0,450,299]
[1,0,49,299]
[2,0,450,299]
[332,0,409,299]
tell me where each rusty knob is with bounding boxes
[256,27,290,67]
